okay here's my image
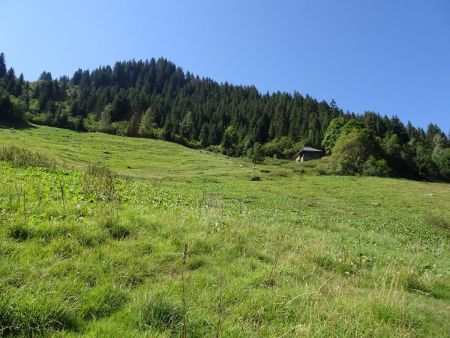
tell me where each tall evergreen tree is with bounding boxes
[0,52,6,78]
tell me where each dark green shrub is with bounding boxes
[316,162,331,175]
[247,142,265,164]
[329,128,385,176]
[362,156,392,177]
[438,148,450,180]
[262,137,302,159]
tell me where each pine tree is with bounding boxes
[0,88,15,121]
[71,69,83,85]
[5,68,16,94]
[0,52,6,78]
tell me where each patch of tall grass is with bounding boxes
[0,145,55,167]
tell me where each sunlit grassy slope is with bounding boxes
[0,124,251,181]
[0,124,449,337]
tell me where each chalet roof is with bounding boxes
[301,146,323,153]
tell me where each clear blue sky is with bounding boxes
[2,0,449,131]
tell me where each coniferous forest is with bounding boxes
[1,52,449,181]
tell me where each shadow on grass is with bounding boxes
[0,120,36,130]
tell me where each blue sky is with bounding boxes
[2,0,449,131]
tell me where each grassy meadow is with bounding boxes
[0,124,449,337]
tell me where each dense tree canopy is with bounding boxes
[0,52,448,181]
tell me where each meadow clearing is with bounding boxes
[0,124,449,337]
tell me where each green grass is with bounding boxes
[0,124,449,337]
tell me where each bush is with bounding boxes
[247,142,265,164]
[29,112,54,125]
[262,137,302,159]
[205,145,222,154]
[321,116,347,154]
[330,128,379,175]
[111,121,129,136]
[362,156,392,177]
[222,126,239,156]
[0,89,24,122]
[316,162,332,176]
[438,148,450,181]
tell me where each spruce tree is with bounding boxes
[0,53,6,78]
[0,88,14,121]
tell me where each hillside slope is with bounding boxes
[0,124,449,337]
[1,52,449,181]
